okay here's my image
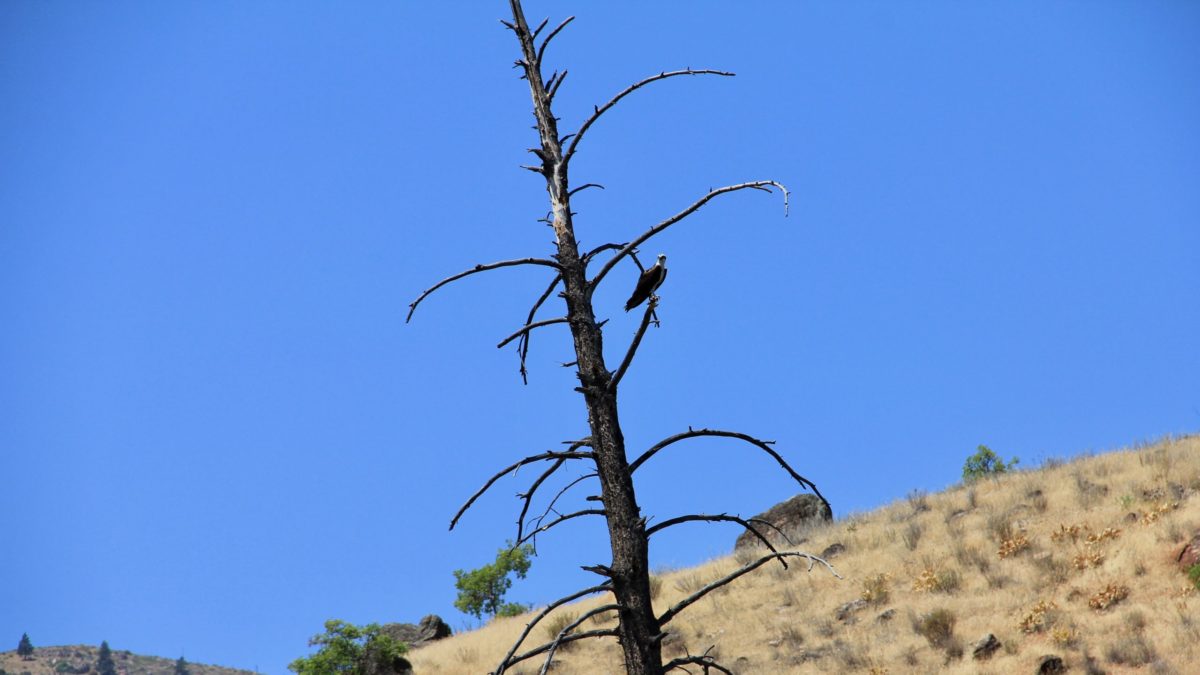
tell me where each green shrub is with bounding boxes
[962,445,1019,482]
[1188,563,1200,591]
[288,620,408,675]
[453,542,534,620]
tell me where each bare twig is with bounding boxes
[627,427,830,513]
[515,440,590,544]
[646,514,790,567]
[493,583,612,675]
[565,69,735,164]
[451,450,596,531]
[664,647,734,675]
[536,15,575,67]
[658,551,839,626]
[497,316,569,349]
[529,16,549,40]
[517,274,562,384]
[528,471,598,534]
[538,603,622,674]
[589,181,789,290]
[547,69,568,102]
[406,257,560,322]
[608,296,658,391]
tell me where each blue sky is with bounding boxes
[2,1,1197,672]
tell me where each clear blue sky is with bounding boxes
[2,1,1197,673]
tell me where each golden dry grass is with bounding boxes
[410,434,1200,674]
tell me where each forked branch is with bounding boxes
[658,551,840,626]
[516,508,606,548]
[589,181,790,290]
[628,427,830,513]
[515,439,589,543]
[664,646,733,675]
[407,257,560,322]
[451,450,595,531]
[565,69,735,164]
[499,629,619,674]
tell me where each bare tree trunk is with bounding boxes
[505,4,664,672]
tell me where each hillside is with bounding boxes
[409,434,1200,674]
[0,645,255,675]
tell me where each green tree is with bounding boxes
[17,633,33,659]
[452,542,534,620]
[174,657,190,675]
[962,445,1019,482]
[96,641,116,675]
[288,620,407,675]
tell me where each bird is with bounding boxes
[624,254,667,311]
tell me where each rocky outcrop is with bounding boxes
[1177,530,1200,570]
[971,633,1001,660]
[381,615,453,650]
[733,493,833,550]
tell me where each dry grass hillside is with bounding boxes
[410,434,1200,674]
[0,645,255,675]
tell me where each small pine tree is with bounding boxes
[17,633,33,659]
[452,542,534,620]
[174,657,190,675]
[96,641,117,675]
[962,444,1019,482]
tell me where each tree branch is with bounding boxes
[646,514,790,567]
[664,646,733,675]
[406,257,561,322]
[493,583,612,675]
[450,450,596,531]
[498,629,619,674]
[628,427,830,514]
[539,604,622,674]
[658,551,839,626]
[517,274,562,384]
[528,471,598,535]
[536,15,575,67]
[497,317,569,349]
[515,440,590,544]
[565,69,735,164]
[517,509,606,548]
[568,183,606,198]
[589,181,789,290]
[608,296,659,391]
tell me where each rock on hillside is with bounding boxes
[733,493,833,550]
[0,645,256,675]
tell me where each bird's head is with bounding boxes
[657,254,667,265]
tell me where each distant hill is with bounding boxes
[0,645,255,675]
[409,434,1200,674]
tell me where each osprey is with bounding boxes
[624,254,667,311]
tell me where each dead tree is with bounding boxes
[408,2,838,673]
